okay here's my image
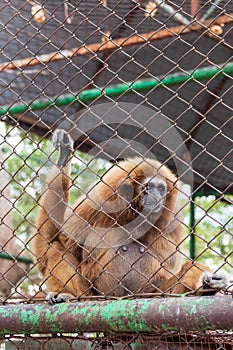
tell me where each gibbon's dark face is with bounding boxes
[93,157,172,223]
[141,177,167,215]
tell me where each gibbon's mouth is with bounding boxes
[142,200,164,214]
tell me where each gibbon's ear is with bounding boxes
[117,182,134,202]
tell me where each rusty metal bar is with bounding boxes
[191,0,201,18]
[0,296,232,335]
[0,13,231,72]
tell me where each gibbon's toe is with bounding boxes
[52,129,74,167]
[47,292,73,305]
[202,271,228,290]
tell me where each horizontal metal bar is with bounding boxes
[0,252,33,264]
[0,62,232,117]
[0,296,232,335]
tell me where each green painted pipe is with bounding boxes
[0,296,232,335]
[0,62,232,117]
[201,0,223,21]
[153,0,190,25]
[189,195,196,260]
[0,252,33,264]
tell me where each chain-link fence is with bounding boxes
[0,0,232,349]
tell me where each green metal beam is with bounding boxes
[189,195,196,260]
[0,252,33,264]
[0,62,232,117]
[0,296,232,335]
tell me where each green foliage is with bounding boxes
[1,129,50,242]
[193,195,233,272]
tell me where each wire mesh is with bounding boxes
[0,0,232,348]
[1,332,233,350]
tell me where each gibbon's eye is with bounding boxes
[157,182,166,196]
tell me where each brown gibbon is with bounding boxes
[33,129,227,304]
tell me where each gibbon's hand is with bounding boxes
[52,129,74,167]
[202,271,228,290]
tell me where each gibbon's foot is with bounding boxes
[202,271,228,291]
[47,292,73,305]
[52,129,74,167]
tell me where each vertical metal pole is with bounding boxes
[189,195,196,259]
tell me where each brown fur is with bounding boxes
[34,154,212,298]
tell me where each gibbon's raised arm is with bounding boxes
[33,130,74,273]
